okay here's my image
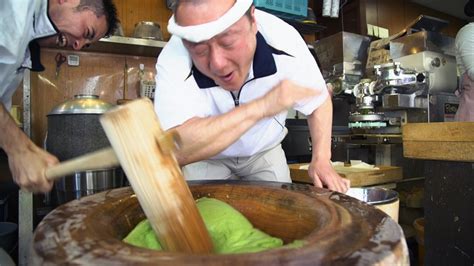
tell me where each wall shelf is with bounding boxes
[82,36,166,57]
[80,34,317,58]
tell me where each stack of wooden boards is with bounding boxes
[289,164,403,187]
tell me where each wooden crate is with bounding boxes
[289,164,403,187]
[402,122,474,162]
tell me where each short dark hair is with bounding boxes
[75,0,120,37]
[465,0,474,17]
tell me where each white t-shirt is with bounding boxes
[455,22,474,80]
[154,9,328,158]
[0,0,57,110]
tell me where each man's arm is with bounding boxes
[174,80,318,165]
[0,103,58,192]
[306,97,350,193]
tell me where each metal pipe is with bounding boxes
[323,0,332,17]
[331,0,341,18]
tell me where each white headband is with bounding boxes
[167,0,253,43]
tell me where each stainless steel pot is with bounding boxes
[46,95,125,205]
[132,21,163,41]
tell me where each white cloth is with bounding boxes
[455,23,474,121]
[167,0,253,43]
[154,10,328,159]
[0,0,57,110]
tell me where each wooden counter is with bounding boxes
[402,122,474,265]
[289,163,403,187]
[403,122,474,162]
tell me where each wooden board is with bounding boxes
[289,164,403,187]
[402,122,474,162]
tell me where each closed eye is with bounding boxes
[85,28,95,40]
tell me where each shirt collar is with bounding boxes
[26,0,58,72]
[192,32,288,89]
[33,0,59,39]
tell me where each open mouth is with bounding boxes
[56,33,68,48]
[220,72,233,82]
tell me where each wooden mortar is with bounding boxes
[31,181,409,265]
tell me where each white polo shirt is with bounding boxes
[0,0,57,110]
[154,9,328,158]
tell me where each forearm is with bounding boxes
[1,103,58,192]
[306,97,350,192]
[307,97,333,162]
[0,103,32,154]
[174,100,264,165]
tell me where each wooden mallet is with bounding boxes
[100,98,213,253]
[46,98,213,254]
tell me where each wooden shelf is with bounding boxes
[282,19,326,35]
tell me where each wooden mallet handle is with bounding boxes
[44,131,180,181]
[45,147,118,181]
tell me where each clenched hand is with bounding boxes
[8,143,58,193]
[257,80,319,118]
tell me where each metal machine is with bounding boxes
[347,15,459,134]
[348,50,458,134]
[284,15,460,177]
[314,31,371,97]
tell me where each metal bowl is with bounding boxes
[132,21,163,41]
[346,187,399,205]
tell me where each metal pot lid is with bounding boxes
[48,95,114,115]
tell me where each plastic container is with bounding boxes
[413,217,425,266]
[138,64,156,99]
[254,0,308,17]
[0,195,10,222]
[0,222,18,253]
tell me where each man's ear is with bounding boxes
[250,5,256,23]
[249,6,257,33]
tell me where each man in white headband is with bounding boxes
[155,0,350,192]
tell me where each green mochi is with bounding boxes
[123,197,286,253]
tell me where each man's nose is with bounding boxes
[73,39,90,50]
[209,46,227,72]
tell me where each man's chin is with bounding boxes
[218,80,244,92]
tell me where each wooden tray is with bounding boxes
[289,164,403,187]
